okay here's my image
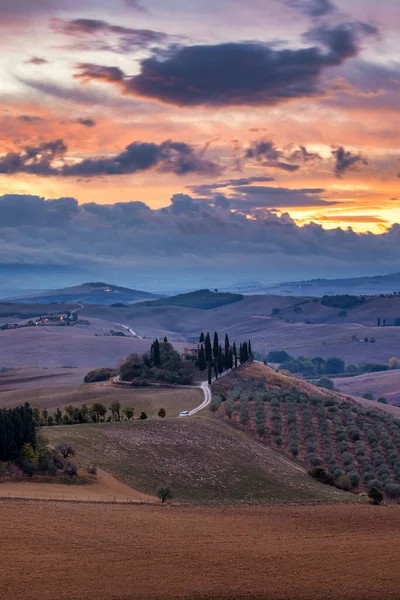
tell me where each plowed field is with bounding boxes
[1,502,399,600]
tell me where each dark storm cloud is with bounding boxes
[87,22,376,107]
[289,146,322,162]
[0,139,221,178]
[227,186,334,209]
[50,18,177,54]
[332,146,368,177]
[286,0,337,17]
[1,194,398,279]
[77,118,96,127]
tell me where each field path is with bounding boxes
[0,468,157,504]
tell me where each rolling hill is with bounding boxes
[4,282,158,305]
[136,288,244,310]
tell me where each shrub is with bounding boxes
[309,466,334,486]
[349,471,360,488]
[64,463,78,477]
[316,377,334,391]
[368,486,383,505]
[84,368,116,383]
[274,436,282,447]
[57,443,76,459]
[158,408,166,419]
[363,393,374,400]
[20,459,37,477]
[290,445,299,458]
[139,412,148,421]
[384,483,400,500]
[335,474,352,491]
[87,464,97,476]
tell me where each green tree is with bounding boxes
[199,332,205,343]
[91,403,107,421]
[325,356,345,375]
[224,334,231,369]
[207,363,212,385]
[198,344,206,371]
[368,486,383,505]
[41,408,48,426]
[213,332,219,360]
[123,407,134,420]
[204,332,212,363]
[233,342,238,368]
[54,408,63,425]
[139,412,148,421]
[157,486,173,504]
[158,408,166,419]
[153,339,161,367]
[218,346,224,374]
[248,340,253,360]
[110,401,121,421]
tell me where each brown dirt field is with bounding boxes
[0,502,398,600]
[334,370,400,407]
[0,367,88,391]
[0,468,156,503]
[0,381,202,416]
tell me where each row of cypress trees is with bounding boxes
[197,332,253,383]
[0,403,36,462]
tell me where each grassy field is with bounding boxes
[0,381,202,416]
[1,501,398,600]
[45,417,352,504]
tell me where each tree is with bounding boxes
[153,339,161,367]
[213,332,219,360]
[224,334,230,369]
[163,337,168,343]
[266,350,293,363]
[204,332,212,363]
[229,349,233,369]
[377,397,388,404]
[233,342,238,368]
[157,486,173,504]
[54,408,63,425]
[41,408,48,426]
[199,332,205,343]
[325,357,345,375]
[139,412,148,421]
[363,393,374,400]
[91,403,107,421]
[389,357,400,370]
[248,340,253,360]
[158,408,166,419]
[368,486,383,505]
[218,346,224,374]
[123,407,134,420]
[207,363,212,385]
[110,401,121,421]
[57,443,76,459]
[198,344,206,371]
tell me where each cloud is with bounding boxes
[77,118,96,127]
[188,176,275,195]
[16,115,44,123]
[50,18,177,54]
[286,0,337,17]
[74,63,125,84]
[82,22,376,107]
[245,139,300,171]
[0,139,222,178]
[1,194,399,285]
[332,146,368,177]
[25,57,48,65]
[318,215,388,223]
[227,186,335,209]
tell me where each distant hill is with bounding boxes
[136,289,244,310]
[261,273,400,297]
[5,282,157,305]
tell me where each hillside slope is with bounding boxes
[46,418,349,504]
[212,362,400,498]
[137,289,243,310]
[6,282,157,305]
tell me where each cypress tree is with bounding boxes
[243,342,249,362]
[198,344,206,371]
[163,336,168,343]
[233,342,238,368]
[214,359,218,379]
[153,339,161,367]
[229,349,233,369]
[207,363,212,385]
[248,340,253,360]
[199,332,205,343]
[224,334,230,369]
[218,345,224,374]
[213,332,219,360]
[239,343,243,364]
[204,332,212,363]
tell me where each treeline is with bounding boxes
[0,404,36,462]
[265,350,400,378]
[120,339,193,385]
[321,295,366,309]
[33,402,151,427]
[197,332,253,384]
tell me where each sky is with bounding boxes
[0,0,399,289]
